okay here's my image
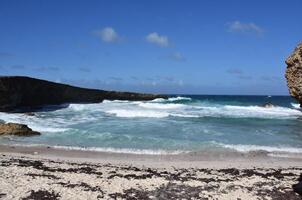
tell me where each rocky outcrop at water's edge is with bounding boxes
[0,76,167,112]
[0,123,40,136]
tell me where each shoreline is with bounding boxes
[1,144,302,168]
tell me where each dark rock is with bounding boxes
[293,174,302,196]
[22,190,60,200]
[0,123,40,136]
[293,182,302,196]
[285,43,302,106]
[25,173,60,180]
[0,76,167,112]
[57,181,103,193]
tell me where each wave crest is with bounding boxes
[152,96,192,103]
[138,102,185,109]
[291,103,300,109]
[106,109,170,118]
[220,143,302,153]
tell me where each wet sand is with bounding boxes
[0,145,302,199]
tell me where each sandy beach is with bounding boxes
[0,145,302,199]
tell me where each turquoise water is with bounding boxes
[1,95,302,154]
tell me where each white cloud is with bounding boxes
[146,32,169,47]
[94,27,119,43]
[169,52,186,61]
[227,21,264,35]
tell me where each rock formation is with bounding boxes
[0,123,40,136]
[0,76,167,112]
[285,43,302,106]
[293,174,302,196]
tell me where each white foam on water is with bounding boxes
[102,100,130,103]
[106,109,170,118]
[0,112,69,133]
[105,109,201,118]
[81,99,302,119]
[291,103,300,109]
[151,96,192,103]
[24,125,68,133]
[68,104,91,111]
[65,98,302,120]
[10,143,186,155]
[221,105,302,119]
[52,145,186,155]
[138,102,186,109]
[0,97,301,140]
[67,103,103,111]
[221,143,302,153]
[170,113,199,118]
[167,96,192,101]
[151,98,166,102]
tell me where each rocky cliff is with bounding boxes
[285,43,302,106]
[0,76,167,112]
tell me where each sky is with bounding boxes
[0,0,301,95]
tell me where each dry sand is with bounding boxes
[0,144,302,199]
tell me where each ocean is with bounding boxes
[1,95,302,155]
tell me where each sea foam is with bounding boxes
[9,143,186,155]
[138,102,186,109]
[151,96,192,102]
[0,112,69,132]
[291,103,300,109]
[106,109,170,118]
[90,100,302,119]
[221,143,302,153]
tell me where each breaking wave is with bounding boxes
[52,145,187,155]
[104,101,302,119]
[106,109,170,118]
[151,96,192,103]
[137,102,186,109]
[220,143,302,154]
[1,96,302,155]
[0,112,69,132]
[291,103,300,109]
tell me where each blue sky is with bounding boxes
[0,0,301,95]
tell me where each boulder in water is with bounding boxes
[0,123,40,136]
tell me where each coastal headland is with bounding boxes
[0,76,166,112]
